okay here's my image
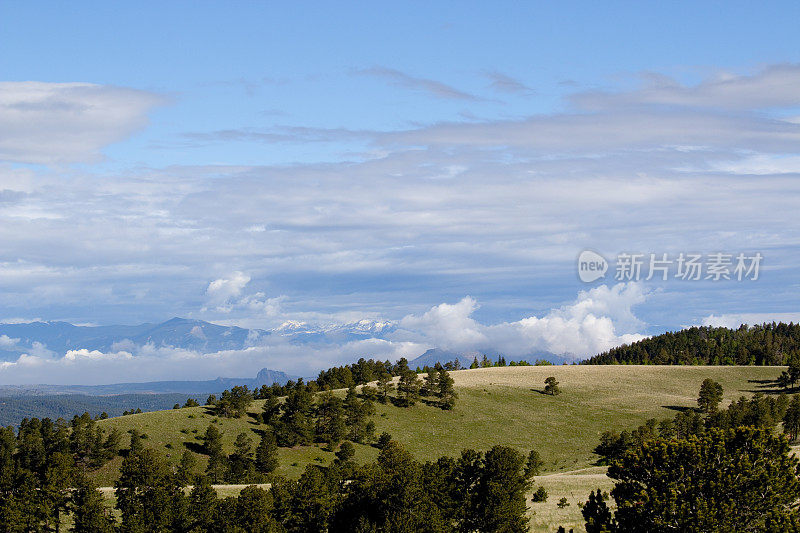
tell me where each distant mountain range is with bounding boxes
[0,317,564,394]
[0,367,296,397]
[0,317,398,362]
[410,348,479,368]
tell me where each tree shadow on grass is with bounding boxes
[661,405,698,413]
[182,441,206,454]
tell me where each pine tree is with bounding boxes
[789,353,800,388]
[473,445,529,533]
[315,392,347,448]
[261,390,282,426]
[544,376,560,396]
[255,429,279,475]
[608,426,800,531]
[396,359,421,407]
[436,368,457,410]
[115,447,184,532]
[188,477,218,532]
[277,387,314,446]
[227,432,255,483]
[176,451,197,486]
[697,378,724,413]
[234,485,278,533]
[582,489,614,533]
[422,368,439,396]
[783,394,800,442]
[376,371,394,404]
[202,425,227,483]
[470,357,479,369]
[524,449,543,479]
[72,479,115,532]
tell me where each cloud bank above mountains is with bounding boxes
[0,283,647,384]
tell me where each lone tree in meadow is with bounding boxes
[697,378,724,413]
[544,376,560,396]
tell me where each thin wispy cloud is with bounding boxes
[484,70,534,96]
[354,66,482,101]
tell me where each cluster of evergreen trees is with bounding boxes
[578,426,800,532]
[0,414,121,531]
[314,356,467,391]
[467,354,536,368]
[196,425,278,484]
[263,386,376,449]
[595,380,792,465]
[112,434,538,533]
[561,377,800,531]
[585,322,800,365]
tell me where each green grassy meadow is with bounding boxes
[90,365,784,531]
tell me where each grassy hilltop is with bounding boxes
[91,365,782,532]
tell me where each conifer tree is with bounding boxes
[437,367,457,410]
[697,378,724,413]
[544,376,560,396]
[376,370,394,404]
[72,479,115,532]
[315,392,347,448]
[783,394,800,442]
[261,390,282,426]
[202,425,227,483]
[255,429,279,475]
[396,358,421,406]
[176,450,197,486]
[422,368,439,396]
[227,432,255,483]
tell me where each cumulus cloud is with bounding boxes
[203,272,284,317]
[205,272,251,311]
[0,335,19,348]
[399,283,648,358]
[0,82,165,164]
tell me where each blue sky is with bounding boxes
[1,2,800,382]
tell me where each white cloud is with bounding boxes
[203,272,284,317]
[0,335,19,348]
[572,65,800,111]
[701,312,800,329]
[205,272,251,312]
[398,283,648,358]
[0,285,651,384]
[0,82,164,164]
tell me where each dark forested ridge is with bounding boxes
[584,322,800,365]
[0,393,189,426]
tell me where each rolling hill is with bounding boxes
[89,364,783,532]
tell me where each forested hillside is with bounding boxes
[584,322,800,365]
[0,393,190,426]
